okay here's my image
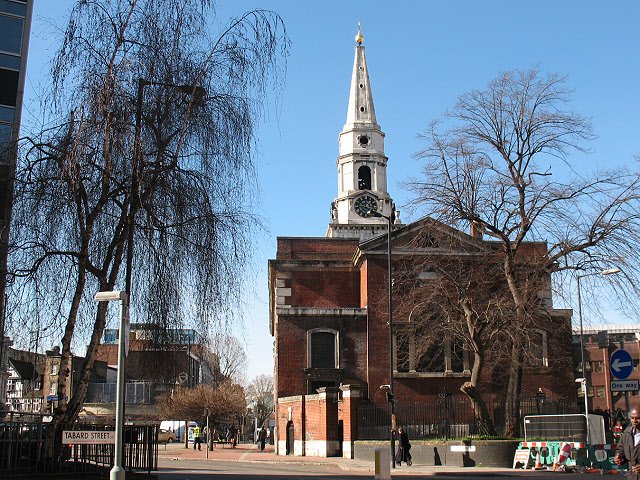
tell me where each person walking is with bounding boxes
[228,424,238,448]
[615,406,640,479]
[258,426,267,451]
[395,426,412,466]
[193,425,202,451]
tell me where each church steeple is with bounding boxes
[326,25,400,241]
[344,23,377,129]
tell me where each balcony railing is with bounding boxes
[85,381,157,405]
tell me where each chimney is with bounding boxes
[470,221,484,240]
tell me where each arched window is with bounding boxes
[357,165,371,190]
[396,305,469,374]
[308,329,338,369]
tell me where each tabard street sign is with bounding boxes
[610,349,634,380]
[611,379,640,392]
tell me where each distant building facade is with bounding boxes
[83,324,217,421]
[574,325,640,414]
[3,346,107,414]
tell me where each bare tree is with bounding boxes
[407,68,640,436]
[245,373,274,428]
[158,381,246,432]
[8,0,288,450]
[209,334,248,384]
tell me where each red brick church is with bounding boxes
[268,26,574,458]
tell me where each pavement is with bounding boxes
[156,442,598,477]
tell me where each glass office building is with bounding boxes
[0,0,33,411]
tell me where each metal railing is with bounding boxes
[357,396,581,440]
[86,381,155,404]
[0,414,158,475]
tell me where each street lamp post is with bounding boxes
[125,79,206,297]
[94,290,129,480]
[576,267,620,445]
[370,210,395,469]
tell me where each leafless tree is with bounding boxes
[406,68,640,436]
[209,333,248,384]
[245,373,274,428]
[8,0,288,450]
[157,381,246,443]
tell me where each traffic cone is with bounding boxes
[534,451,544,470]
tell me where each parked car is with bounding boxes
[158,428,176,443]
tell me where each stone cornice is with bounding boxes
[275,307,367,317]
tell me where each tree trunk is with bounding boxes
[459,336,497,436]
[503,340,523,437]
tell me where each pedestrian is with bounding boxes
[395,426,412,466]
[615,406,640,479]
[258,426,267,451]
[193,424,202,451]
[228,424,238,448]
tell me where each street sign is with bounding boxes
[610,349,634,380]
[62,430,115,444]
[611,379,639,392]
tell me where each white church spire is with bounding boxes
[344,23,377,129]
[326,25,400,241]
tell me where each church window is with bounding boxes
[395,306,468,375]
[308,329,338,369]
[358,165,371,190]
[526,329,549,367]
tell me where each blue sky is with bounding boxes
[23,1,640,379]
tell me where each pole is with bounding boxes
[111,294,129,480]
[576,275,590,445]
[206,413,209,459]
[385,215,396,470]
[125,78,147,299]
[620,339,631,414]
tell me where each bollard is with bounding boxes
[374,447,391,480]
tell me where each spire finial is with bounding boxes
[355,22,364,45]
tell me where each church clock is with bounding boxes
[354,195,378,217]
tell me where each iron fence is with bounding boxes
[0,414,158,475]
[357,395,581,440]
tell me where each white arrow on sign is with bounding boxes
[612,358,633,372]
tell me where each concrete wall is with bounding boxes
[354,440,520,468]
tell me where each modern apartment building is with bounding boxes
[0,0,33,412]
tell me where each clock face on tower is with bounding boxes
[354,195,378,217]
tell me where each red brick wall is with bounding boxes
[289,270,360,308]
[275,314,368,398]
[276,237,359,261]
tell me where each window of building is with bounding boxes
[587,386,594,397]
[357,165,371,190]
[594,361,604,373]
[396,306,468,375]
[49,383,57,396]
[0,68,19,107]
[595,386,605,398]
[50,364,58,375]
[0,14,23,54]
[308,329,338,369]
[528,329,549,367]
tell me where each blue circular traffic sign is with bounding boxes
[610,349,634,380]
